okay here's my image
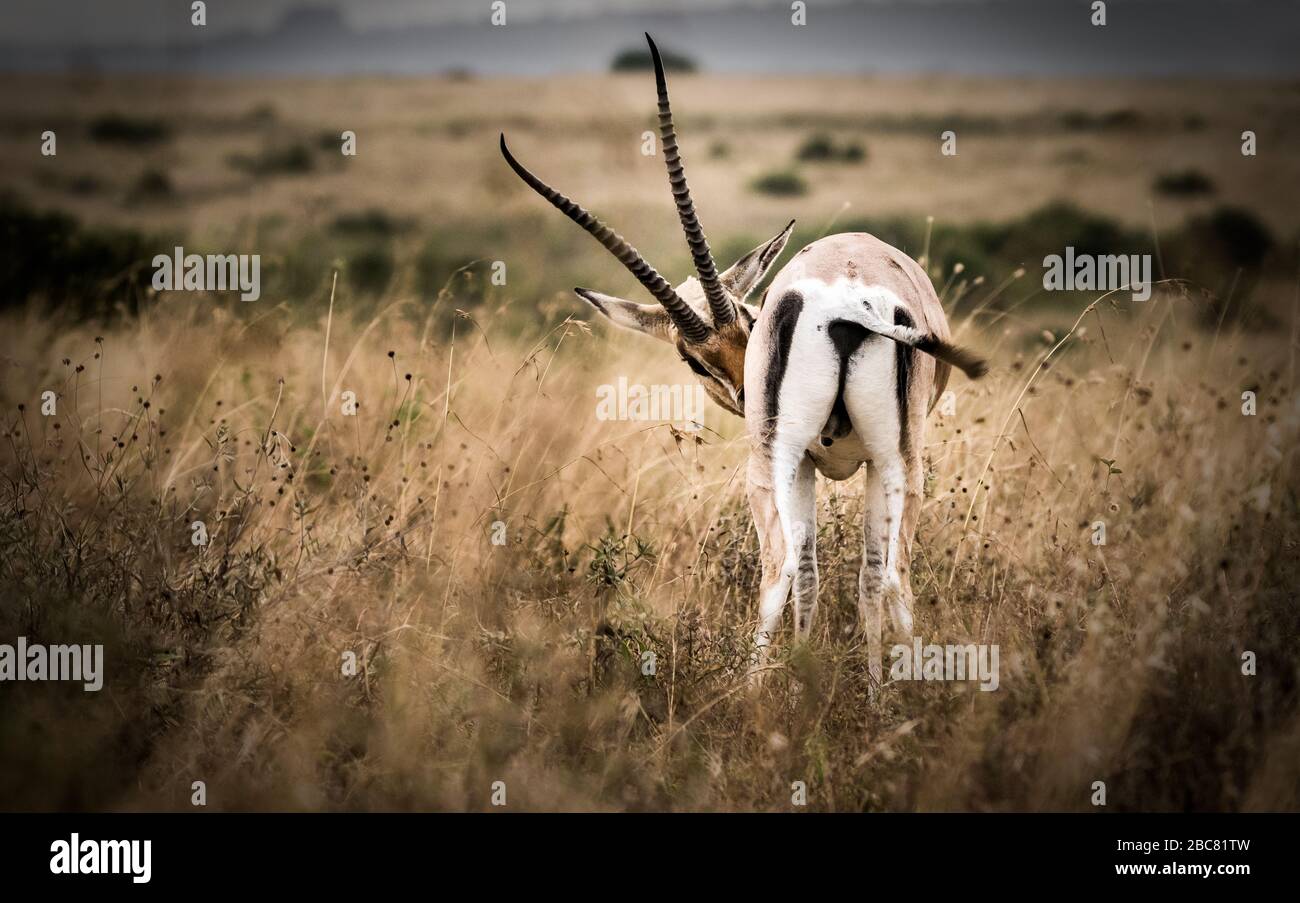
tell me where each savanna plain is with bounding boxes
[0,71,1297,811]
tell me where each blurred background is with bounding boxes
[1,0,1298,332]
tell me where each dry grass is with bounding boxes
[2,267,1297,811]
[2,68,1298,812]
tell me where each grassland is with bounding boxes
[0,72,1297,811]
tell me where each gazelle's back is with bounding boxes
[768,233,951,341]
[751,233,952,433]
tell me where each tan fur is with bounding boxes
[681,323,749,395]
[742,232,974,680]
[501,45,985,685]
[765,232,952,409]
[747,481,786,612]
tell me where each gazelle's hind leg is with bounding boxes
[855,454,912,690]
[858,461,888,686]
[748,453,819,683]
[873,455,913,638]
[843,358,922,691]
[843,382,913,636]
[895,459,924,630]
[788,457,819,640]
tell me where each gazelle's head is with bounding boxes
[500,33,793,417]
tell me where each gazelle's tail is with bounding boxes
[909,334,988,379]
[850,303,989,379]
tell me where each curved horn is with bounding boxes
[500,134,711,344]
[646,32,734,327]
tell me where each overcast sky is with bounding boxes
[11,0,753,43]
[0,0,1295,76]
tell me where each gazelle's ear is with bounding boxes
[574,288,675,343]
[720,219,796,301]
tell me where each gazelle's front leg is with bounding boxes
[748,452,818,680]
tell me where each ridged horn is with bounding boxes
[499,133,711,344]
[646,33,734,328]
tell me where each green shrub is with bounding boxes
[260,231,332,301]
[1175,207,1274,270]
[998,201,1151,263]
[88,114,170,145]
[0,194,160,317]
[750,169,808,197]
[1154,170,1215,197]
[345,244,396,296]
[330,209,413,238]
[1161,208,1277,330]
[796,133,836,161]
[1059,108,1143,131]
[128,168,174,203]
[841,143,866,163]
[414,239,481,301]
[316,130,346,151]
[796,133,866,163]
[65,173,104,196]
[244,102,278,125]
[228,143,314,177]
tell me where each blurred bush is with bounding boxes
[3,188,1283,334]
[1177,207,1273,270]
[796,132,866,163]
[1154,169,1215,197]
[330,209,414,239]
[344,244,397,296]
[0,194,160,318]
[127,168,174,204]
[1058,108,1144,131]
[228,142,315,177]
[750,169,808,197]
[88,113,171,146]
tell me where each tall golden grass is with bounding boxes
[2,266,1297,811]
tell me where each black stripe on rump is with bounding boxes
[763,290,804,441]
[893,307,915,456]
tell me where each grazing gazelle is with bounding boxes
[500,34,987,681]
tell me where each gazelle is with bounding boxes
[500,34,988,683]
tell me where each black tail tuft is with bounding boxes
[928,338,989,380]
